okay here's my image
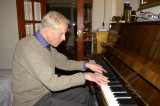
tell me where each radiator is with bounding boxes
[0,49,14,69]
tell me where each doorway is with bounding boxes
[46,1,77,60]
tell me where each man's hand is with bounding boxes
[84,72,110,86]
[85,62,107,74]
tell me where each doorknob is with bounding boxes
[77,30,82,37]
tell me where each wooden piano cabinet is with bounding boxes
[117,23,160,64]
[103,46,160,106]
[95,22,160,106]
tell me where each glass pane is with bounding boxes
[84,4,92,21]
[84,22,92,32]
[35,23,41,32]
[25,23,33,36]
[83,41,92,57]
[24,1,33,20]
[34,2,41,21]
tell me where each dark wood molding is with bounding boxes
[139,0,160,10]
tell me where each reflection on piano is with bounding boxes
[92,22,160,106]
[95,58,139,106]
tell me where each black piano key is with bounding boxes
[114,93,130,97]
[103,73,114,77]
[109,77,118,82]
[95,59,112,72]
[108,76,117,80]
[108,75,116,79]
[108,82,121,86]
[117,98,137,105]
[110,86,126,92]
[108,80,120,83]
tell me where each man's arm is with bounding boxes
[51,48,85,71]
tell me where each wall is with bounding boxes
[115,0,124,16]
[93,0,139,31]
[0,0,19,69]
[92,0,106,31]
[143,5,160,14]
[104,0,117,30]
[92,0,118,31]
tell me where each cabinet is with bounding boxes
[16,0,46,39]
[77,0,93,60]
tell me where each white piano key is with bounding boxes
[116,97,131,99]
[100,84,119,106]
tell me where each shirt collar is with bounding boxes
[33,30,49,48]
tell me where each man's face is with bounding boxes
[46,22,68,47]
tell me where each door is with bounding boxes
[16,0,46,39]
[77,0,84,60]
[77,0,92,60]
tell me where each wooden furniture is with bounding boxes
[95,32,109,54]
[94,22,160,106]
[16,0,46,39]
[77,0,92,60]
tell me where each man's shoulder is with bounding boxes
[19,36,35,43]
[15,36,39,52]
[18,36,38,46]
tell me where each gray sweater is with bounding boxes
[12,36,85,106]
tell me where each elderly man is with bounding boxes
[12,11,109,106]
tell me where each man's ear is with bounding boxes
[40,26,51,39]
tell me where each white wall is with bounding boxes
[115,0,124,16]
[0,0,19,49]
[0,0,19,69]
[92,0,105,31]
[92,0,117,31]
[143,5,160,14]
[104,0,117,30]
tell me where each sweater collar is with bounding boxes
[33,30,49,48]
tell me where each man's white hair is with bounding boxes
[40,11,70,30]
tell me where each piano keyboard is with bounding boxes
[93,59,138,106]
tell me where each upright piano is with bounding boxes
[93,22,160,106]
